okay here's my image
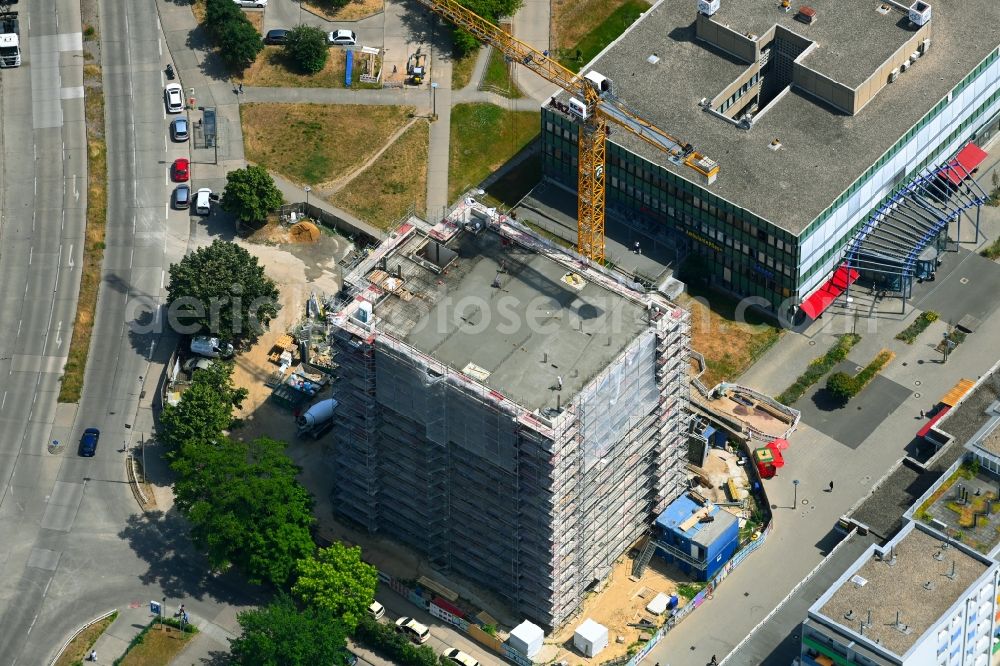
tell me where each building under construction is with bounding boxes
[326,202,691,627]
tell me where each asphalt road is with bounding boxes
[0,0,91,661]
[0,0,249,662]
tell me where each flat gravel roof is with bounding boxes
[557,0,1000,234]
[818,526,988,657]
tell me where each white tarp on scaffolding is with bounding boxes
[576,330,658,471]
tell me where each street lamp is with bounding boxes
[304,185,311,213]
[431,82,438,119]
[792,479,800,508]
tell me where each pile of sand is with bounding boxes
[289,221,321,243]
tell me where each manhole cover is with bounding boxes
[915,380,922,386]
[855,366,863,372]
[771,504,778,509]
[802,499,810,506]
[918,359,925,365]
[915,392,921,398]
[809,340,816,346]
[960,277,969,285]
[902,362,907,366]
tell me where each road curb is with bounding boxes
[126,452,151,509]
[48,608,117,666]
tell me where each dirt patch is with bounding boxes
[241,103,414,186]
[303,0,384,21]
[679,291,781,389]
[225,228,349,437]
[547,556,685,664]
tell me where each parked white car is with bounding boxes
[395,617,430,644]
[327,29,357,46]
[164,83,183,114]
[233,0,267,7]
[368,601,385,620]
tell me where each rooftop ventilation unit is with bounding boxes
[647,53,660,64]
[795,6,817,24]
[900,60,910,72]
[920,38,931,53]
[909,1,931,26]
[698,0,720,17]
[583,71,613,94]
[888,67,899,83]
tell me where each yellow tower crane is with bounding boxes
[414,0,720,263]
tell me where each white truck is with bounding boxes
[0,13,20,68]
[296,398,337,438]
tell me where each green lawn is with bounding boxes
[451,48,480,90]
[557,0,651,71]
[480,47,523,98]
[448,104,540,202]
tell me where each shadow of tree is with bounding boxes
[810,387,847,412]
[117,509,266,607]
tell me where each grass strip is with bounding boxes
[114,618,197,666]
[54,611,118,666]
[59,42,107,403]
[775,334,861,406]
[895,310,938,343]
[480,47,522,98]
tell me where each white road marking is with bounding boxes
[68,244,74,267]
[1,392,6,410]
[161,270,165,289]
[28,247,32,265]
[55,322,63,350]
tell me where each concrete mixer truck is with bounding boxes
[297,398,338,439]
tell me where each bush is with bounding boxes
[825,372,856,403]
[353,616,439,666]
[776,334,861,405]
[825,350,894,403]
[285,25,329,74]
[895,311,939,344]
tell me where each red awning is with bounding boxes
[939,142,988,186]
[918,405,952,439]
[800,265,860,319]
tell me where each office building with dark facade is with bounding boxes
[541,0,1000,315]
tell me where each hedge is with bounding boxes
[353,616,440,666]
[776,334,861,405]
[895,311,938,344]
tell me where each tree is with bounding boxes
[451,0,524,56]
[221,165,284,226]
[158,361,248,452]
[230,594,353,666]
[205,0,243,26]
[171,437,316,586]
[216,16,264,70]
[825,371,856,403]
[284,25,329,75]
[166,239,280,347]
[292,543,378,631]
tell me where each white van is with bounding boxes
[368,601,385,620]
[395,617,430,644]
[195,188,212,215]
[190,335,234,359]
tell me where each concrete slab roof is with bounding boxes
[817,525,989,657]
[556,0,1000,234]
[369,227,649,413]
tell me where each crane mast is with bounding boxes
[415,0,718,263]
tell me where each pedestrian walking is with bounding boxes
[89,649,97,662]
[634,241,641,254]
[919,409,925,418]
[238,83,244,94]
[828,481,834,492]
[710,656,718,666]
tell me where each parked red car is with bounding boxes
[171,158,190,182]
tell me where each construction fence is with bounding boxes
[382,572,533,666]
